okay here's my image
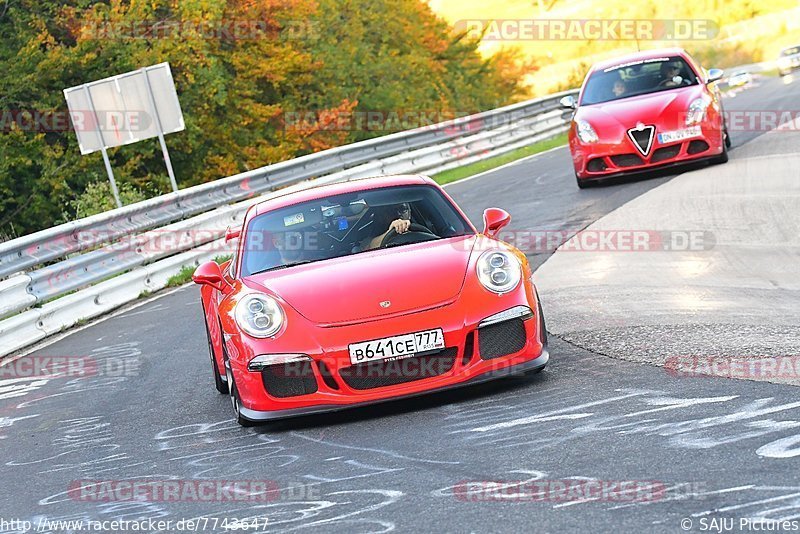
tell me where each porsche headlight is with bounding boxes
[686,97,710,125]
[576,119,599,143]
[235,294,284,338]
[477,251,522,294]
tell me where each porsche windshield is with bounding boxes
[581,56,699,105]
[239,185,474,276]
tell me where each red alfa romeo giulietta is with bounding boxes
[562,48,730,188]
[193,174,549,425]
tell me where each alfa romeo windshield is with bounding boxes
[581,56,700,105]
[239,185,474,276]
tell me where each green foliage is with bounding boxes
[166,265,196,288]
[0,0,528,237]
[161,256,229,292]
[68,180,147,219]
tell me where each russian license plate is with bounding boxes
[349,328,445,365]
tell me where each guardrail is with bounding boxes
[0,89,577,357]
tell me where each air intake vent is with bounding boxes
[478,318,527,360]
[610,154,644,168]
[340,348,457,390]
[687,140,710,154]
[261,362,318,398]
[651,144,681,163]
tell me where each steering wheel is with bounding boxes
[657,77,687,88]
[380,223,438,248]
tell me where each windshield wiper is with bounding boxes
[252,260,316,275]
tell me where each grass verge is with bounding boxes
[164,254,233,289]
[432,133,568,186]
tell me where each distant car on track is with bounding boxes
[193,175,549,426]
[777,45,800,76]
[561,48,730,188]
[726,70,752,88]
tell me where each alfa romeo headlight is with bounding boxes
[477,251,522,294]
[686,97,710,125]
[235,294,284,338]
[576,120,599,143]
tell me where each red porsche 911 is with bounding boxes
[193,174,548,425]
[561,48,731,188]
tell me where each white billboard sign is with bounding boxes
[64,63,185,202]
[64,63,184,155]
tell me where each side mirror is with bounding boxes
[482,208,511,238]
[559,95,577,109]
[225,226,241,242]
[192,261,230,291]
[706,68,724,83]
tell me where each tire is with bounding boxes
[712,137,729,165]
[202,309,228,394]
[724,123,732,149]
[576,174,591,189]
[227,367,258,427]
[524,296,548,376]
[537,297,548,346]
[217,326,257,427]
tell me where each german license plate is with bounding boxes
[348,329,445,365]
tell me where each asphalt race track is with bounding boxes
[1,74,799,533]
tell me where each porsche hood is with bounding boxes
[244,235,479,325]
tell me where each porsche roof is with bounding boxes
[254,174,431,215]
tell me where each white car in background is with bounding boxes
[727,70,752,87]
[778,45,800,76]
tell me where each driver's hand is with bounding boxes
[390,219,411,234]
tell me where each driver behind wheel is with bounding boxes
[364,202,412,250]
[658,62,682,87]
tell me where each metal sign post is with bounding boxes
[99,147,123,209]
[81,85,122,208]
[64,63,186,207]
[142,68,179,193]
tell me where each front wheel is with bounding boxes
[575,173,591,189]
[526,297,548,375]
[712,137,729,164]
[202,308,228,394]
[227,368,258,427]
